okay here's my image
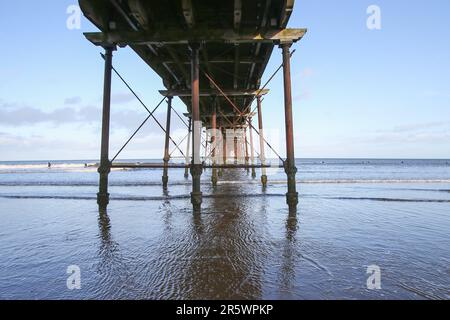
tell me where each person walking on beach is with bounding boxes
[48,162,51,169]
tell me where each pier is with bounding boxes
[79,0,307,213]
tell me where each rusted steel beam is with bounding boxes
[211,102,218,186]
[241,50,296,123]
[203,72,244,117]
[233,128,238,164]
[159,89,269,97]
[190,44,203,212]
[83,28,307,46]
[162,97,172,189]
[281,43,298,213]
[201,45,215,89]
[256,96,268,188]
[203,71,283,163]
[184,118,192,178]
[204,129,209,162]
[97,46,115,207]
[222,127,227,165]
[244,127,249,172]
[217,123,223,177]
[249,118,257,178]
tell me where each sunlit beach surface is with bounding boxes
[0,159,449,299]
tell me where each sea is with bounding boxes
[0,159,449,299]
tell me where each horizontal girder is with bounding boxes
[84,28,307,47]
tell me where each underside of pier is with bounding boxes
[79,0,306,213]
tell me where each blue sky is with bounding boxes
[0,0,449,160]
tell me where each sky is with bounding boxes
[0,0,449,161]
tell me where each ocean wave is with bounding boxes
[0,179,449,187]
[0,163,94,169]
[1,194,448,203]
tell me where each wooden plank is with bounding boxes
[84,28,307,46]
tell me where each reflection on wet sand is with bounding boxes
[279,216,298,298]
[95,169,299,299]
[185,169,265,299]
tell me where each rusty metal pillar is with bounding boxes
[162,96,172,189]
[233,128,238,164]
[222,127,227,165]
[184,117,192,178]
[211,102,218,186]
[190,44,202,212]
[257,96,267,188]
[204,129,209,170]
[222,126,228,173]
[218,123,223,177]
[249,119,256,178]
[97,46,115,207]
[281,43,298,213]
[244,127,249,173]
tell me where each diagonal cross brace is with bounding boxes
[101,53,185,158]
[203,70,284,163]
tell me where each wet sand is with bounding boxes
[0,167,449,299]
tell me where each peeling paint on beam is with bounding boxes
[84,28,307,46]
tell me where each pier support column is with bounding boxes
[211,103,218,187]
[257,96,267,188]
[249,119,256,178]
[222,127,227,165]
[281,43,298,213]
[190,44,202,212]
[244,127,249,173]
[233,128,238,165]
[97,46,115,207]
[204,129,209,173]
[184,118,192,178]
[217,120,223,177]
[162,96,172,189]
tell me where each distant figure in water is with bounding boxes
[84,163,88,168]
[48,162,51,169]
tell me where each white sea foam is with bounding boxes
[218,179,450,184]
[0,163,128,173]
